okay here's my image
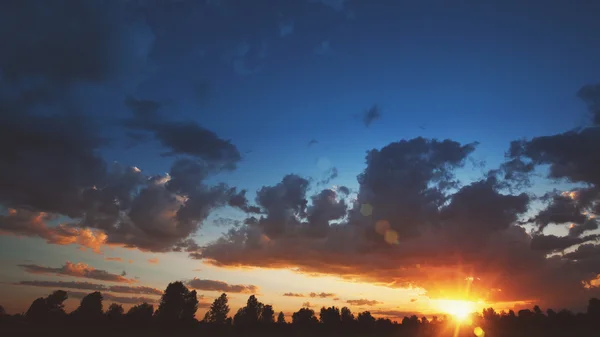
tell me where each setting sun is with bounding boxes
[434,299,476,322]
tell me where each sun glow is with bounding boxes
[435,299,476,322]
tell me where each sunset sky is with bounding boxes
[1,0,600,321]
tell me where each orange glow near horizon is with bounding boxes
[433,299,477,322]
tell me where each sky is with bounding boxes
[1,0,600,321]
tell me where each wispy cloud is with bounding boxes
[147,258,159,264]
[18,262,135,283]
[187,278,258,293]
[16,280,161,295]
[346,299,381,306]
[283,292,304,297]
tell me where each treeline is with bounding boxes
[1,281,600,336]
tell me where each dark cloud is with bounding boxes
[302,302,313,308]
[577,83,600,125]
[124,97,241,169]
[337,186,351,195]
[319,167,339,186]
[308,139,319,147]
[197,135,600,308]
[187,278,259,293]
[346,299,381,306]
[0,0,242,255]
[564,244,600,260]
[18,262,135,283]
[362,105,381,127]
[15,280,162,295]
[283,292,304,297]
[309,292,335,298]
[530,234,599,252]
[68,291,158,305]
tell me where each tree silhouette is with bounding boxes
[277,311,286,324]
[106,303,124,320]
[357,311,376,328]
[26,290,67,322]
[588,298,600,318]
[72,291,103,321]
[0,305,5,316]
[204,293,229,324]
[260,304,275,324]
[155,281,198,323]
[292,307,318,326]
[127,302,154,323]
[341,306,355,324]
[234,295,263,326]
[319,306,341,326]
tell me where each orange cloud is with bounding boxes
[148,258,159,264]
[105,257,123,262]
[309,292,335,298]
[346,299,381,306]
[19,261,136,283]
[0,209,108,253]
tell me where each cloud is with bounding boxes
[283,292,304,297]
[18,262,135,284]
[319,167,339,186]
[302,302,313,308]
[362,105,381,127]
[148,258,159,264]
[105,257,123,262]
[187,278,259,293]
[0,1,240,255]
[196,134,600,308]
[0,209,108,253]
[68,291,158,305]
[15,280,161,295]
[124,98,241,169]
[309,292,336,298]
[346,299,381,306]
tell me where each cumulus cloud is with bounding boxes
[68,291,158,305]
[187,278,258,293]
[346,299,381,306]
[16,280,161,295]
[0,0,241,255]
[0,209,108,252]
[18,262,135,283]
[197,133,600,309]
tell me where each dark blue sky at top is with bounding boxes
[96,0,600,196]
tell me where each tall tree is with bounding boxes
[234,295,264,326]
[341,307,354,324]
[277,311,286,324]
[106,303,124,320]
[155,281,198,323]
[26,290,67,322]
[72,291,103,321]
[292,308,318,326]
[127,303,154,323]
[204,293,229,324]
[320,306,341,325]
[260,304,275,324]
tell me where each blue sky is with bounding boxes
[1,0,600,319]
